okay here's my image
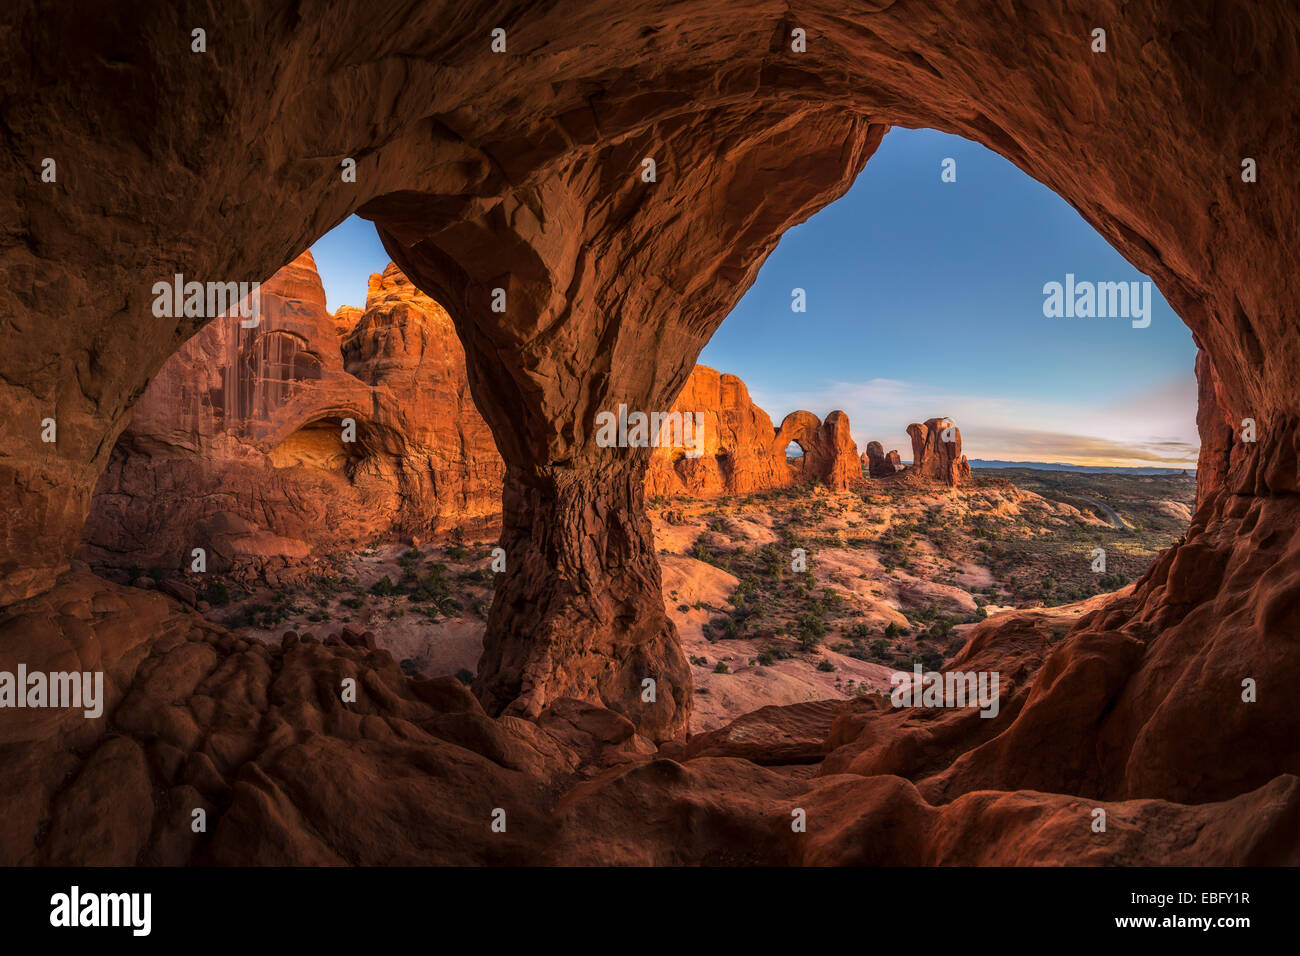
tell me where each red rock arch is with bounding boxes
[1,2,1294,757]
[773,410,860,489]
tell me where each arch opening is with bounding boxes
[641,126,1199,727]
[267,416,367,475]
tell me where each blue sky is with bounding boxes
[312,127,1198,468]
[312,215,389,313]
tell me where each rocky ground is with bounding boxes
[123,469,1195,734]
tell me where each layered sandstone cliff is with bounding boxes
[87,336,868,578]
[82,255,502,583]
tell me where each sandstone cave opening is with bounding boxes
[651,125,1201,728]
[78,127,1196,738]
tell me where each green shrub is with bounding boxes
[844,621,872,642]
[794,611,827,651]
[203,580,231,606]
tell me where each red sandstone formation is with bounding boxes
[646,366,786,496]
[2,0,1300,865]
[87,342,853,576]
[82,255,502,583]
[332,304,364,338]
[906,418,972,486]
[2,570,1296,866]
[647,365,859,496]
[864,441,903,478]
[778,408,861,490]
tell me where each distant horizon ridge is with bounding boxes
[969,459,1196,475]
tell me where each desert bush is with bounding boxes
[793,611,827,651]
[203,580,231,606]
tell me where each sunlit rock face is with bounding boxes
[82,254,502,584]
[1,0,1298,862]
[646,365,859,497]
[906,418,972,487]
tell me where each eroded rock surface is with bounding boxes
[82,255,502,585]
[647,365,860,497]
[864,441,904,478]
[3,569,1297,866]
[906,418,972,486]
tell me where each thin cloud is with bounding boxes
[746,373,1200,468]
